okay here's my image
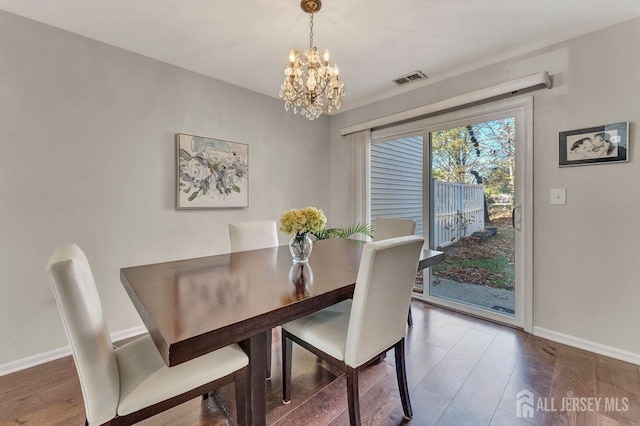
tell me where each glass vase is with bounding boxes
[289,263,313,300]
[289,233,313,264]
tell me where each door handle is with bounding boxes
[512,205,522,231]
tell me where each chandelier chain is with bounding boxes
[309,13,314,49]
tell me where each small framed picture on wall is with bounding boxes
[558,122,629,167]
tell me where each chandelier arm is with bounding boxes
[287,71,334,95]
[288,88,336,115]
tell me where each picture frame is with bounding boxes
[558,122,629,167]
[176,133,248,209]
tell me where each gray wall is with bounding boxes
[0,10,329,365]
[330,18,640,356]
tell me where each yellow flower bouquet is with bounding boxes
[280,206,327,236]
[280,207,327,264]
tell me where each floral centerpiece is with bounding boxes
[280,207,327,263]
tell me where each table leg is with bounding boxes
[239,331,267,426]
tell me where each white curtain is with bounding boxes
[347,130,371,232]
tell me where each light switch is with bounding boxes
[550,188,566,205]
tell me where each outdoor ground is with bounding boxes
[416,209,515,313]
[433,226,514,289]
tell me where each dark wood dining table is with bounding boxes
[120,238,444,425]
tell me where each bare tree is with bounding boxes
[431,118,515,196]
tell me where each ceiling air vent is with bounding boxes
[393,70,428,86]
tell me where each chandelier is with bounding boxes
[279,0,345,120]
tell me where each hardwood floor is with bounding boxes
[1,301,639,425]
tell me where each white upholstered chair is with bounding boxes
[46,244,249,426]
[281,236,424,425]
[374,217,418,326]
[228,220,279,253]
[374,217,417,242]
[228,220,279,379]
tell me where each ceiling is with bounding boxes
[2,0,640,111]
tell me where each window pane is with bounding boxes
[429,118,515,316]
[370,135,423,236]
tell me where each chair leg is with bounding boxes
[282,330,293,404]
[346,366,361,426]
[394,338,413,420]
[266,328,272,380]
[407,305,413,327]
[234,371,247,426]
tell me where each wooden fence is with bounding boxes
[432,180,484,248]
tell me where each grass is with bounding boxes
[433,227,515,289]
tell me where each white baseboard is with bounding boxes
[0,346,73,378]
[0,326,147,377]
[533,326,640,366]
[111,325,147,343]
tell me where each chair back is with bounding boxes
[374,217,416,241]
[46,244,119,425]
[344,236,424,367]
[229,220,279,252]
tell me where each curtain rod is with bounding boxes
[340,72,552,136]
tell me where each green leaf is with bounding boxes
[311,229,330,240]
[312,223,373,240]
[188,191,199,201]
[232,185,241,193]
[338,223,374,239]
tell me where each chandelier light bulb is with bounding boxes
[307,71,317,90]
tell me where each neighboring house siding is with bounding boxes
[370,136,423,236]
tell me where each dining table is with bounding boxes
[120,238,444,425]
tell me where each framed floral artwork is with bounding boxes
[176,133,248,209]
[558,122,629,167]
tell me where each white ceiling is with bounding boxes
[2,0,640,111]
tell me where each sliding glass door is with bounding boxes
[428,118,516,316]
[369,98,532,329]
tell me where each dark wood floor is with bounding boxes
[1,301,639,425]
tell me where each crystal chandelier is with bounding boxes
[279,0,345,120]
